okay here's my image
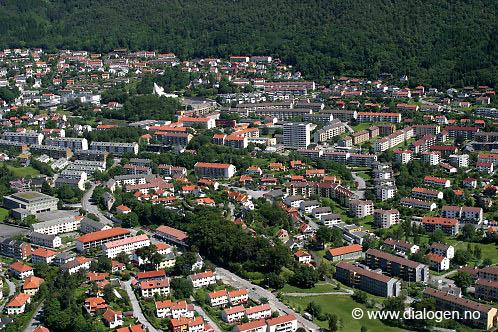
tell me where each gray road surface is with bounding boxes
[216,267,320,331]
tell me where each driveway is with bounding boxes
[216,268,320,331]
[122,280,160,332]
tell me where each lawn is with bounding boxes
[1,163,40,177]
[351,123,372,132]
[453,241,498,264]
[356,171,372,181]
[280,282,340,294]
[282,294,406,332]
[0,208,9,222]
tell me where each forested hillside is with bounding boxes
[0,0,497,86]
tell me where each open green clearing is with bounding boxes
[282,294,406,332]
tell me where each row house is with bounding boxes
[383,239,419,255]
[155,300,195,319]
[170,316,205,332]
[424,176,451,188]
[140,278,170,297]
[189,270,216,288]
[400,197,437,211]
[411,187,443,200]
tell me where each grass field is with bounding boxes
[0,208,9,222]
[453,241,498,264]
[280,282,340,294]
[282,294,406,332]
[0,163,40,177]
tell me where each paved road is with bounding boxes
[190,297,221,332]
[123,280,160,332]
[82,184,113,225]
[0,276,16,311]
[284,290,353,297]
[227,186,267,199]
[24,301,44,332]
[216,268,320,331]
[351,172,366,199]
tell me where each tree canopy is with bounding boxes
[0,0,497,86]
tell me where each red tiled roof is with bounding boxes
[328,244,362,257]
[76,227,130,244]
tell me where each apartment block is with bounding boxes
[365,248,429,282]
[335,261,401,297]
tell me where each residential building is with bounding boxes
[194,162,236,179]
[103,234,151,258]
[373,209,399,228]
[5,293,31,315]
[1,239,31,260]
[422,216,460,236]
[29,232,62,248]
[423,287,497,330]
[89,141,139,155]
[349,200,373,218]
[140,278,170,297]
[283,122,312,149]
[365,249,429,282]
[189,270,216,288]
[3,191,58,219]
[76,227,130,252]
[155,225,188,246]
[326,244,363,262]
[335,262,401,297]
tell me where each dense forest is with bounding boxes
[0,0,497,87]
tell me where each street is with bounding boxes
[24,301,44,332]
[351,172,366,199]
[82,184,113,225]
[216,268,320,331]
[190,297,222,332]
[122,280,160,332]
